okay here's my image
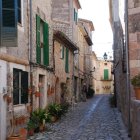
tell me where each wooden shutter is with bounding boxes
[0,0,17,47]
[65,48,69,73]
[62,46,64,59]
[104,69,109,80]
[17,0,21,24]
[13,68,19,105]
[21,71,28,104]
[36,15,41,64]
[43,22,49,66]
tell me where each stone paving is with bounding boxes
[28,94,131,140]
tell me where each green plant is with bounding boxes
[31,108,47,126]
[131,73,140,87]
[60,102,69,116]
[47,103,62,119]
[27,120,36,130]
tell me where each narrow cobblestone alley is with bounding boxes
[28,95,131,140]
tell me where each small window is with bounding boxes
[74,8,78,24]
[60,45,64,59]
[13,68,28,105]
[65,48,69,73]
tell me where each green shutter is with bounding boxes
[104,69,109,80]
[62,46,64,59]
[76,12,78,23]
[65,48,69,73]
[43,22,49,66]
[36,15,41,64]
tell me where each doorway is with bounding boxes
[39,75,45,108]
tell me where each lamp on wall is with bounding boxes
[103,52,108,60]
[90,66,96,73]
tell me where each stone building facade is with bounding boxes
[93,58,114,94]
[109,0,140,139]
[78,19,94,92]
[0,0,95,139]
[0,0,30,139]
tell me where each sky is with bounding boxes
[78,0,113,59]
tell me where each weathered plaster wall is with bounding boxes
[0,60,7,140]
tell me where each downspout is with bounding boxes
[29,0,33,111]
[125,0,131,137]
[72,51,75,97]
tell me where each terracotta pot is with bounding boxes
[27,105,32,113]
[51,116,58,123]
[134,87,140,100]
[35,91,40,97]
[28,129,34,136]
[7,96,12,104]
[39,124,45,132]
[7,135,21,140]
[19,128,27,140]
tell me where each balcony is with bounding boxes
[100,76,113,81]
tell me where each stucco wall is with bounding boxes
[0,60,7,140]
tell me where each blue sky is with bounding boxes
[79,0,113,59]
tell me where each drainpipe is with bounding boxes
[29,0,33,111]
[125,0,131,137]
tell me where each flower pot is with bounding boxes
[51,116,58,123]
[39,124,45,132]
[35,91,41,97]
[5,96,12,104]
[19,128,27,140]
[7,135,21,140]
[134,87,140,100]
[28,129,34,136]
[34,127,40,133]
[27,105,32,113]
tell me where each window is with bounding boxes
[17,0,22,24]
[60,45,64,59]
[65,47,69,73]
[0,0,17,47]
[74,8,78,24]
[104,69,109,80]
[36,15,49,66]
[13,68,28,105]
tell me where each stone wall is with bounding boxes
[131,99,140,140]
[128,1,140,139]
[54,40,74,103]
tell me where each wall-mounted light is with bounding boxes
[90,66,96,73]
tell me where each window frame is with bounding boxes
[60,44,64,59]
[13,68,28,105]
[17,0,24,26]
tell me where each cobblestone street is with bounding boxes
[28,95,131,140]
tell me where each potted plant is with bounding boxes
[27,120,36,136]
[47,103,62,122]
[131,73,140,100]
[31,108,47,132]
